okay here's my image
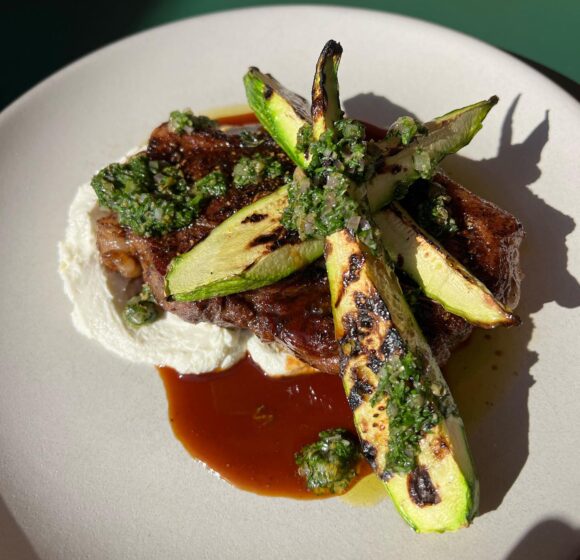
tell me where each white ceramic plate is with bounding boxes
[1,6,579,559]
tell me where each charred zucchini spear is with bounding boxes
[165,49,517,329]
[325,230,478,532]
[305,41,477,532]
[376,204,519,327]
[311,40,344,139]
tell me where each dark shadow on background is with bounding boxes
[0,495,40,560]
[2,1,156,109]
[345,93,419,127]
[345,93,579,516]
[3,5,578,112]
[441,97,578,513]
[506,518,580,560]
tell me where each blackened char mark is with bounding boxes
[366,352,383,373]
[311,88,327,127]
[247,226,286,249]
[344,253,364,285]
[353,291,379,332]
[241,213,268,224]
[347,389,363,410]
[347,377,373,410]
[311,40,343,129]
[361,441,377,470]
[354,291,390,321]
[381,328,405,359]
[334,252,364,308]
[339,312,363,348]
[407,467,441,507]
[431,436,450,460]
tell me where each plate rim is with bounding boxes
[1,4,578,126]
[1,6,579,559]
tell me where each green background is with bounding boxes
[2,0,578,110]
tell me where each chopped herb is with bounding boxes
[195,170,228,198]
[412,149,433,179]
[296,123,313,154]
[92,154,227,237]
[295,428,361,495]
[232,156,263,187]
[232,153,286,188]
[168,109,217,134]
[416,182,459,237]
[335,118,365,141]
[370,352,442,474]
[282,170,360,239]
[307,119,373,183]
[266,159,284,179]
[282,119,380,248]
[239,129,265,147]
[386,116,427,146]
[124,284,159,327]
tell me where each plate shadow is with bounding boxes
[0,494,40,560]
[506,518,580,560]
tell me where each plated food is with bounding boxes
[59,40,522,533]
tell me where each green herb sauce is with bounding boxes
[195,170,229,198]
[124,284,159,327]
[370,352,443,474]
[168,109,217,134]
[295,123,313,154]
[282,119,379,247]
[239,129,265,147]
[91,154,227,237]
[232,153,286,188]
[386,116,426,146]
[416,182,459,237]
[295,428,361,495]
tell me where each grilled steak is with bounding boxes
[401,172,524,365]
[97,123,523,373]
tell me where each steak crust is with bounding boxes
[99,124,523,373]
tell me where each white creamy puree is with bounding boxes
[58,179,314,376]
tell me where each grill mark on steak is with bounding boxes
[96,125,523,373]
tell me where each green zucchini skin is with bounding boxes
[243,68,311,168]
[311,40,343,140]
[325,229,479,533]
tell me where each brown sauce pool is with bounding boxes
[159,358,370,498]
[216,112,259,126]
